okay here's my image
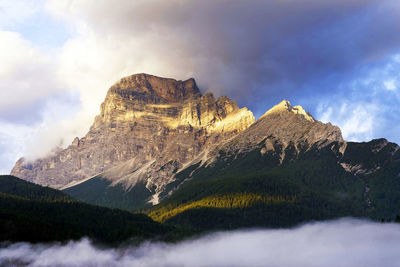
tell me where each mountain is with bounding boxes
[145,101,400,230]
[10,73,400,231]
[0,175,175,244]
[11,74,254,199]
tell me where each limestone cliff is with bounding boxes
[11,74,255,190]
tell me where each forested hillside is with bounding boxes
[0,175,177,244]
[147,138,400,230]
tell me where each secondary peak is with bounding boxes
[261,100,315,122]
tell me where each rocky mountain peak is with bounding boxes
[108,73,201,103]
[261,99,315,122]
[95,74,203,127]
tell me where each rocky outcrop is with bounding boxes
[339,138,400,176]
[11,74,255,190]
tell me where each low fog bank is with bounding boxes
[1,218,400,267]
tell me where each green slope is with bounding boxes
[147,139,400,230]
[0,175,73,202]
[63,176,153,211]
[0,175,174,244]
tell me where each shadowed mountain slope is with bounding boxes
[0,175,176,244]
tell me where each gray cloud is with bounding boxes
[1,219,400,267]
[51,0,400,102]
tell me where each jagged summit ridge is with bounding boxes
[109,73,201,103]
[92,74,254,133]
[261,100,315,122]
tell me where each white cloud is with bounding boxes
[317,101,380,142]
[0,30,64,110]
[0,0,41,28]
[314,52,400,144]
[1,219,400,267]
[0,122,33,174]
[0,29,85,169]
[0,94,83,172]
[21,96,84,161]
[384,80,397,91]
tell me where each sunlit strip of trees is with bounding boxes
[148,193,296,222]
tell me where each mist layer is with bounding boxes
[1,218,399,267]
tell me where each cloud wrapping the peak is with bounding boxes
[1,219,400,267]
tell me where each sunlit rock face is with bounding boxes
[11,74,255,190]
[260,100,315,122]
[255,100,343,149]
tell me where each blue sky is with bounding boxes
[0,0,400,174]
